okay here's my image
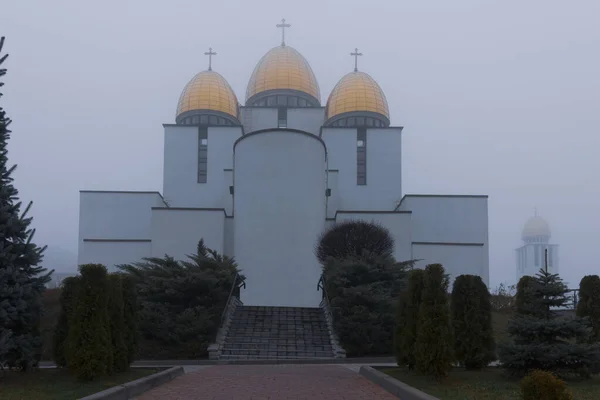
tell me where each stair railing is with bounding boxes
[212,272,246,344]
[317,274,335,329]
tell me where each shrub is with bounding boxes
[118,239,240,359]
[323,256,412,356]
[414,264,453,380]
[108,274,128,373]
[577,275,600,342]
[121,274,139,364]
[316,220,394,264]
[499,268,600,377]
[52,277,79,367]
[515,275,536,314]
[67,264,112,381]
[451,274,496,369]
[490,283,516,312]
[394,269,425,369]
[520,369,573,400]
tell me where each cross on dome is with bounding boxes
[350,48,363,72]
[204,47,217,71]
[276,18,291,47]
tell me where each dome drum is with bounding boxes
[246,89,320,108]
[176,109,240,126]
[324,110,389,128]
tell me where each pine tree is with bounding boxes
[0,36,52,371]
[394,268,425,369]
[451,274,496,370]
[414,264,453,379]
[498,268,600,377]
[576,275,600,343]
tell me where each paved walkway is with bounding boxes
[137,364,398,399]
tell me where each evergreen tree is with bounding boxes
[516,275,536,314]
[577,275,600,343]
[108,274,128,373]
[121,274,138,364]
[394,268,425,369]
[414,264,453,379]
[498,268,600,377]
[451,274,496,370]
[0,36,52,371]
[67,264,112,381]
[52,276,79,367]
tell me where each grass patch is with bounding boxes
[380,367,600,400]
[0,368,162,400]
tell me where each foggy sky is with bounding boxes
[2,0,599,287]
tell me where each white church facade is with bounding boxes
[516,213,559,281]
[78,26,490,307]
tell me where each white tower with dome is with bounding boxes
[516,211,559,281]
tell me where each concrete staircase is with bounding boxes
[219,306,336,360]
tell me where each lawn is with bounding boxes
[381,367,600,400]
[0,368,162,400]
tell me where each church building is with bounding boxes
[516,212,558,281]
[78,22,490,307]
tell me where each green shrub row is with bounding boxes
[52,264,138,381]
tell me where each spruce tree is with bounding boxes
[498,268,600,377]
[0,36,52,371]
[451,274,496,369]
[576,275,600,343]
[395,268,425,369]
[414,264,453,379]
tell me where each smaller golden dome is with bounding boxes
[246,46,320,104]
[522,216,551,240]
[326,71,389,121]
[176,70,239,120]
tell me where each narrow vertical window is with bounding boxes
[357,128,367,185]
[278,107,287,128]
[548,247,553,267]
[534,244,539,267]
[198,127,208,183]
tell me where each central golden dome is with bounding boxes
[246,45,320,104]
[176,70,239,121]
[522,215,551,240]
[326,71,389,122]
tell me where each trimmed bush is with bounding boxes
[577,275,600,342]
[52,277,79,367]
[394,269,425,369]
[520,369,573,400]
[451,274,496,369]
[121,274,139,364]
[515,275,536,314]
[108,274,128,373]
[414,264,453,380]
[316,220,394,264]
[67,264,112,381]
[323,256,412,356]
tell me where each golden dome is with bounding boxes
[522,216,551,240]
[246,46,320,104]
[176,70,239,120]
[326,71,389,121]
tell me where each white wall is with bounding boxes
[412,243,486,287]
[79,240,151,272]
[287,108,325,135]
[322,127,403,212]
[240,108,277,133]
[399,195,489,285]
[162,125,240,209]
[234,129,326,307]
[240,107,325,135]
[150,208,225,260]
[335,211,413,262]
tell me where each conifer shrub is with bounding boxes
[52,276,80,368]
[394,268,425,369]
[108,274,128,373]
[577,275,600,342]
[414,264,453,379]
[520,369,573,400]
[67,264,112,381]
[316,220,395,264]
[515,275,536,314]
[121,274,139,364]
[451,274,496,369]
[322,256,412,356]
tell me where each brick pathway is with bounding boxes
[137,364,398,399]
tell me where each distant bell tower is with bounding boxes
[515,210,559,281]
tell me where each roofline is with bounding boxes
[412,241,485,247]
[151,207,231,217]
[395,194,489,210]
[233,128,326,155]
[80,190,167,205]
[319,125,404,137]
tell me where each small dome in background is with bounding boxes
[245,45,321,106]
[522,215,551,241]
[325,70,390,127]
[176,70,239,124]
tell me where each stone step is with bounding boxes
[218,354,334,360]
[220,349,334,358]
